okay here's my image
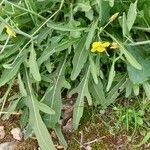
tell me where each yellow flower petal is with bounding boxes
[92,42,101,48]
[91,41,110,53]
[91,48,97,52]
[97,46,106,52]
[102,42,110,47]
[5,25,16,37]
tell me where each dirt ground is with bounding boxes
[0,114,149,150]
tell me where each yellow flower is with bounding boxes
[5,25,16,37]
[110,42,119,49]
[91,41,110,53]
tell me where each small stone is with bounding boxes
[0,142,10,150]
[0,126,5,139]
[11,128,23,141]
[0,142,17,150]
[85,145,91,150]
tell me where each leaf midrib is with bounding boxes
[27,73,50,150]
[74,67,90,127]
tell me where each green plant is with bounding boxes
[0,0,150,149]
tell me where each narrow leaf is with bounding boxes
[85,20,98,50]
[90,78,106,107]
[143,81,150,100]
[42,55,71,128]
[109,0,114,7]
[71,35,88,80]
[89,56,98,84]
[54,124,68,149]
[122,12,129,36]
[18,73,27,97]
[47,22,86,32]
[105,75,127,107]
[70,67,91,129]
[20,108,29,128]
[106,61,115,92]
[36,101,55,115]
[29,43,41,81]
[25,70,56,150]
[0,55,25,87]
[127,0,137,31]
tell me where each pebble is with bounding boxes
[0,142,17,150]
[0,126,5,139]
[11,128,23,141]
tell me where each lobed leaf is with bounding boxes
[0,55,26,87]
[25,69,56,150]
[42,55,71,128]
[70,67,92,129]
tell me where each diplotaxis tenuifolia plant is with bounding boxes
[0,0,150,149]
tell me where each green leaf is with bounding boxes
[133,84,139,96]
[120,46,142,70]
[127,0,137,31]
[29,42,41,81]
[37,38,78,66]
[37,27,51,44]
[24,125,33,140]
[125,79,132,98]
[0,39,25,62]
[89,78,106,107]
[105,75,127,107]
[24,0,37,24]
[35,101,55,115]
[136,117,143,126]
[122,12,129,36]
[71,35,89,80]
[42,55,71,128]
[105,32,142,70]
[47,22,86,32]
[85,9,94,21]
[74,2,91,12]
[18,73,27,97]
[109,0,114,7]
[128,60,150,84]
[89,56,98,84]
[20,108,29,128]
[143,81,150,100]
[54,124,68,149]
[0,55,25,87]
[106,60,115,92]
[127,47,150,84]
[99,0,110,25]
[25,69,56,150]
[70,67,92,129]
[85,20,98,50]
